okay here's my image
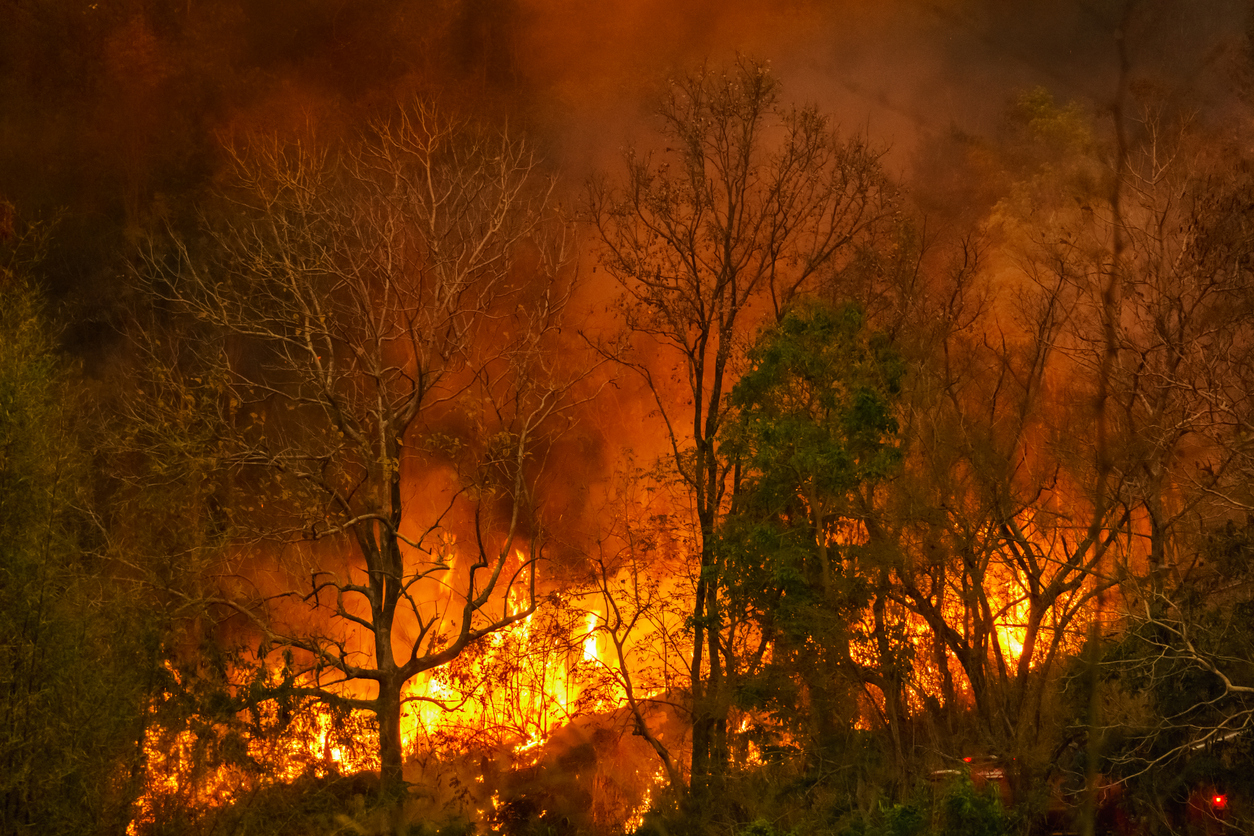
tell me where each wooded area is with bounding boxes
[3,3,1254,834]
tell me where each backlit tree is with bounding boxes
[588,56,896,797]
[141,99,576,802]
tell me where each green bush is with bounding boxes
[737,819,790,836]
[936,775,1007,836]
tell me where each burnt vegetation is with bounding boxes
[5,4,1254,836]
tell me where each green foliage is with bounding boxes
[833,777,1006,836]
[1002,87,1097,163]
[998,86,1103,200]
[839,801,926,836]
[643,758,1015,836]
[719,299,902,611]
[0,221,157,834]
[726,300,903,492]
[874,803,925,836]
[717,300,903,735]
[934,776,1007,836]
[985,86,1107,254]
[737,818,791,836]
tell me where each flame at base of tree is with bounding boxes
[128,505,1115,836]
[128,595,631,833]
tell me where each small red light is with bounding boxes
[1212,794,1228,810]
[963,757,973,763]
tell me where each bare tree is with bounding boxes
[874,96,1132,782]
[579,473,693,793]
[888,93,1254,798]
[587,56,895,796]
[1073,109,1254,800]
[1102,517,1254,834]
[139,99,576,801]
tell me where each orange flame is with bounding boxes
[130,591,631,833]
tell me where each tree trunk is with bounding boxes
[376,675,406,831]
[689,558,710,797]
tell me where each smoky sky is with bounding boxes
[513,0,1252,176]
[1,0,1249,307]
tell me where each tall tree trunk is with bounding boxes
[872,586,905,781]
[689,557,710,797]
[377,674,406,832]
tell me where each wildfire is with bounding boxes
[128,670,378,834]
[130,592,630,834]
[622,767,667,833]
[584,612,601,662]
[130,513,1101,836]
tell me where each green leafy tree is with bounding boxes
[0,209,154,835]
[717,300,904,765]
[588,57,896,800]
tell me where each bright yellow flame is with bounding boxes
[583,612,600,662]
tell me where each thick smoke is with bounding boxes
[0,0,1245,353]
[508,0,1251,175]
[3,0,1249,268]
